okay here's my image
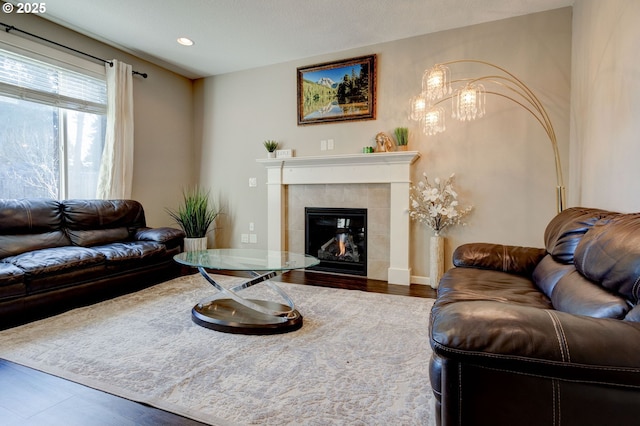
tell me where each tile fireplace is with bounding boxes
[257,151,420,285]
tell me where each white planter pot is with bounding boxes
[430,235,445,289]
[184,236,208,252]
[267,152,276,158]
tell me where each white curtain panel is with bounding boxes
[97,59,134,199]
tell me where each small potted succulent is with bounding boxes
[264,140,279,158]
[394,127,409,151]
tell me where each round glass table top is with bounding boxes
[174,249,319,272]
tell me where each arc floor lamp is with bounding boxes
[410,59,565,213]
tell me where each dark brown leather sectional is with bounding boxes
[0,199,185,329]
[430,207,640,425]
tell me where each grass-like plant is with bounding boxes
[166,187,219,238]
[394,127,409,146]
[264,140,279,152]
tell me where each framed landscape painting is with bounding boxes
[297,54,376,125]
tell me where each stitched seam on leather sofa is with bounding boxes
[546,310,571,362]
[551,379,562,425]
[452,361,640,391]
[432,342,640,372]
[458,362,462,426]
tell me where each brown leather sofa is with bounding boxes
[0,199,185,329]
[429,207,640,426]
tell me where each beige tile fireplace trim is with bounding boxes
[257,151,421,285]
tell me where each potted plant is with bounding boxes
[264,140,279,158]
[394,127,409,151]
[166,187,220,252]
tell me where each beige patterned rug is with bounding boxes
[0,273,435,425]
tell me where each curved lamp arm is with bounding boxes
[416,59,565,213]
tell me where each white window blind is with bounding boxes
[0,48,106,115]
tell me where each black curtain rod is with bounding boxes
[0,22,148,78]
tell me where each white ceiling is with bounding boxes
[18,0,572,79]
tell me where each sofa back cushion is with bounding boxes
[550,269,629,319]
[544,207,618,264]
[62,199,146,247]
[0,199,70,259]
[535,207,633,320]
[574,213,640,305]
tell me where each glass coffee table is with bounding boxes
[174,249,319,335]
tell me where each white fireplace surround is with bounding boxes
[257,151,420,285]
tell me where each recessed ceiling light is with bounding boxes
[177,37,194,46]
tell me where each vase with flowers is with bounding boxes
[409,173,473,288]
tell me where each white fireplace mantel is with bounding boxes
[257,151,420,285]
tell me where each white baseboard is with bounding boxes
[410,275,431,286]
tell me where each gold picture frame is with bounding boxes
[297,54,377,125]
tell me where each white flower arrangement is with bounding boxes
[409,173,473,236]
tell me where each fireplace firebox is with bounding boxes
[305,207,367,276]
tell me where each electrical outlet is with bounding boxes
[320,140,327,151]
[249,222,255,231]
[241,234,249,243]
[327,139,334,150]
[249,234,257,244]
[248,177,257,187]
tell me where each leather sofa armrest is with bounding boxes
[135,227,185,246]
[452,243,546,277]
[430,300,640,384]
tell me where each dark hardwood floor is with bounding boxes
[0,271,435,425]
[274,270,436,298]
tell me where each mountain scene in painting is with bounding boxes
[301,62,370,119]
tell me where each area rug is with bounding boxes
[0,274,435,425]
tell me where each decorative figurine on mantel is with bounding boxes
[374,132,394,152]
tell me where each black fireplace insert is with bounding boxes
[305,207,367,276]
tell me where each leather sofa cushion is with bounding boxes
[68,228,131,247]
[92,242,166,264]
[3,246,105,276]
[63,200,146,246]
[0,199,62,233]
[0,231,70,260]
[575,213,640,303]
[136,227,186,246]
[0,199,71,259]
[3,247,108,294]
[436,267,552,309]
[544,207,617,264]
[551,269,629,319]
[532,255,574,297]
[0,263,25,300]
[453,243,546,277]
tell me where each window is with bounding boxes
[0,47,107,199]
